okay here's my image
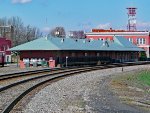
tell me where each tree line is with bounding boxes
[0,16,86,47]
[0,16,42,47]
[48,27,85,39]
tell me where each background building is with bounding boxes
[0,26,13,40]
[69,31,85,39]
[0,37,12,63]
[86,29,150,58]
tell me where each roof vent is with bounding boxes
[83,40,86,43]
[103,40,109,47]
[88,39,90,42]
[61,38,64,43]
[86,38,94,42]
[75,39,78,42]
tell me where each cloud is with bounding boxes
[96,23,111,29]
[137,21,150,27]
[12,0,32,4]
[137,21,150,30]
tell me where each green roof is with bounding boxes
[10,36,144,52]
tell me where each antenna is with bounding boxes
[127,7,137,31]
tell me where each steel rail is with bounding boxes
[1,66,107,113]
[0,61,149,80]
[0,66,86,80]
[1,61,150,113]
[0,66,105,92]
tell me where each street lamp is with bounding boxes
[66,56,68,67]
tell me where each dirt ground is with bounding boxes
[110,70,150,112]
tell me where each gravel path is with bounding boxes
[20,65,150,113]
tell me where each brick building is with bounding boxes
[0,37,12,63]
[86,29,150,58]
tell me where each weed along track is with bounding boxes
[110,69,150,110]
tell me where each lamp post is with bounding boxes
[66,56,68,67]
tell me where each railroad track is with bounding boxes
[0,67,67,81]
[0,67,78,90]
[0,61,150,113]
[0,66,105,92]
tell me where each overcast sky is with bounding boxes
[0,0,150,33]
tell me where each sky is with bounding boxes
[0,0,150,33]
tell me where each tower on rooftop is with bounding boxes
[127,7,137,31]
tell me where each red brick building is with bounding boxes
[86,29,150,58]
[0,37,11,63]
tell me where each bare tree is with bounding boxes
[69,30,85,39]
[35,28,43,38]
[0,17,7,25]
[0,16,42,46]
[49,27,66,38]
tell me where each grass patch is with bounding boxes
[137,70,150,86]
[111,69,150,93]
[110,69,150,111]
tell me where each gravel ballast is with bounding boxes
[0,64,49,75]
[22,65,150,113]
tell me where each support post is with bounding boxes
[66,56,68,67]
[15,52,19,67]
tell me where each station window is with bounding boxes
[140,38,143,44]
[136,38,139,44]
[128,38,133,43]
[137,38,146,45]
[7,56,9,62]
[97,53,100,56]
[85,53,87,56]
[71,53,75,57]
[142,38,146,44]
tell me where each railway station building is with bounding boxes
[86,29,150,58]
[10,36,144,67]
